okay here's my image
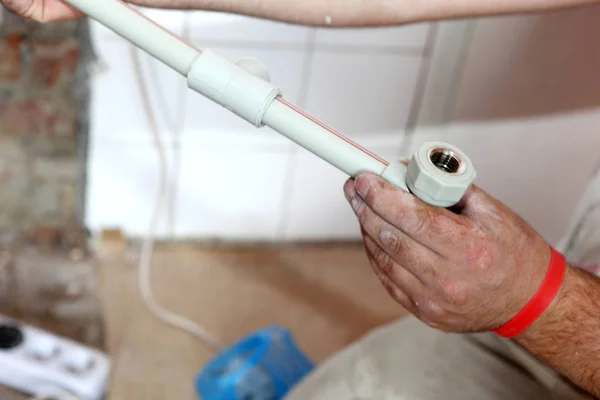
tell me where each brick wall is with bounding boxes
[0,11,103,348]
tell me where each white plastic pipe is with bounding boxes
[64,0,200,75]
[65,0,400,182]
[263,99,389,177]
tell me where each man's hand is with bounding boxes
[345,171,600,396]
[0,0,83,22]
[344,171,554,333]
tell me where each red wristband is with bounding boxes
[493,247,567,339]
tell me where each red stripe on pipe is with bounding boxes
[274,98,389,167]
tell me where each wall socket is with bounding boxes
[0,314,111,399]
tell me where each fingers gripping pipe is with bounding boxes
[64,0,477,208]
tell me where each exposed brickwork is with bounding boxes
[0,11,103,348]
[0,34,22,81]
[0,13,92,228]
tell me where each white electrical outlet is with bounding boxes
[0,314,111,400]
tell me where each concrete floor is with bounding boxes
[96,240,407,400]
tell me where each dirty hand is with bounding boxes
[344,171,553,333]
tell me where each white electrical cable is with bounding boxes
[143,14,191,236]
[129,44,223,353]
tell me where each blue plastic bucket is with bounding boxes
[196,326,314,400]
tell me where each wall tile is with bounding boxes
[453,8,600,122]
[85,141,173,237]
[90,41,143,143]
[189,11,309,44]
[303,52,422,138]
[90,40,185,144]
[315,23,430,48]
[174,146,290,239]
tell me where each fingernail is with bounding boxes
[343,179,355,200]
[355,175,370,197]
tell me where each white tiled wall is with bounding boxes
[86,139,171,236]
[86,9,428,240]
[174,147,289,240]
[303,52,421,137]
[86,7,600,244]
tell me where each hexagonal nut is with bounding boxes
[406,141,477,207]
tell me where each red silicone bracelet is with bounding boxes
[493,247,567,339]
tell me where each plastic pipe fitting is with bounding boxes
[384,142,477,208]
[187,50,281,127]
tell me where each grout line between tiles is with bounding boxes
[439,21,477,123]
[398,23,439,158]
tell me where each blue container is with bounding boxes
[196,326,314,400]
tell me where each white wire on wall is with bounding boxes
[145,13,192,236]
[127,14,223,352]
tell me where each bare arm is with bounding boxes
[129,0,600,26]
[2,0,599,25]
[516,266,600,397]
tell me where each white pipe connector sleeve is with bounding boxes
[262,100,388,177]
[187,50,281,127]
[64,0,200,75]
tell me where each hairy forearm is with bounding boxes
[516,266,600,398]
[129,0,600,26]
